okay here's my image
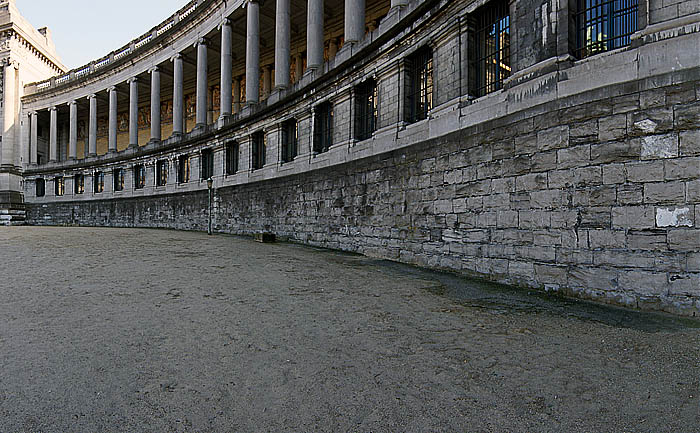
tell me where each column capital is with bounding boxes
[194,37,208,48]
[49,106,57,112]
[218,18,231,29]
[67,100,77,107]
[149,66,159,73]
[107,85,117,92]
[87,94,97,100]
[127,77,138,84]
[246,0,259,5]
[170,53,182,62]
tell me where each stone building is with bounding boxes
[4,0,700,315]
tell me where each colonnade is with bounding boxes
[27,0,400,165]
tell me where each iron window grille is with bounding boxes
[74,174,85,195]
[113,168,125,192]
[178,155,191,183]
[404,47,433,123]
[134,164,146,189]
[251,131,267,170]
[474,0,511,97]
[225,141,239,175]
[575,0,637,58]
[93,171,104,194]
[201,149,214,180]
[35,178,45,197]
[313,102,333,153]
[355,79,378,141]
[54,177,65,196]
[281,119,298,163]
[156,160,169,186]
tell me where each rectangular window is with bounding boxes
[178,155,191,184]
[74,174,85,195]
[474,0,511,97]
[281,119,298,163]
[35,178,45,197]
[355,79,378,140]
[405,48,433,123]
[54,177,65,196]
[134,164,146,189]
[313,102,333,153]
[251,131,266,170]
[201,149,214,180]
[225,141,239,175]
[156,160,168,186]
[575,0,638,58]
[113,168,125,192]
[93,171,104,194]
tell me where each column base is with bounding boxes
[88,153,97,157]
[128,143,138,149]
[170,131,184,140]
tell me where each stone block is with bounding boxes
[629,108,674,136]
[664,157,700,180]
[530,189,565,209]
[668,230,700,251]
[668,273,700,297]
[598,115,628,141]
[574,166,603,186]
[508,261,535,279]
[656,206,693,227]
[679,130,700,156]
[497,210,518,228]
[531,151,558,172]
[579,207,611,229]
[640,134,679,160]
[589,229,626,249]
[618,270,669,296]
[611,206,656,229]
[518,210,551,229]
[492,177,515,194]
[537,125,569,151]
[627,230,668,250]
[639,89,665,109]
[617,184,643,205]
[557,144,591,169]
[625,161,664,183]
[602,164,625,184]
[515,173,548,191]
[568,266,617,291]
[591,140,641,164]
[644,182,685,204]
[594,250,656,268]
[674,101,700,130]
[534,264,568,285]
[502,155,531,176]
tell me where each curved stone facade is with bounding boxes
[10,0,700,316]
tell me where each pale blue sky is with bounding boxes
[16,0,190,69]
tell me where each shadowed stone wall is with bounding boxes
[27,71,700,317]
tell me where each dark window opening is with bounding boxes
[225,141,239,175]
[35,178,45,197]
[355,79,378,140]
[94,171,104,194]
[313,102,333,153]
[113,168,125,192]
[134,164,146,189]
[404,47,433,123]
[178,155,191,184]
[156,160,168,186]
[74,174,85,195]
[201,149,214,180]
[251,131,266,170]
[281,119,298,163]
[54,177,65,196]
[473,0,511,97]
[575,0,637,58]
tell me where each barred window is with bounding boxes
[313,102,333,153]
[251,131,266,170]
[178,155,191,183]
[225,141,239,175]
[355,79,378,141]
[404,48,433,123]
[474,0,511,97]
[156,160,169,186]
[281,119,298,163]
[201,149,214,180]
[576,0,637,58]
[134,165,146,189]
[113,168,125,192]
[35,178,45,197]
[55,176,65,197]
[74,174,85,195]
[94,171,104,194]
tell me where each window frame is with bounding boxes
[156,160,169,187]
[404,47,433,124]
[93,171,104,194]
[74,173,85,195]
[575,0,638,59]
[113,168,125,192]
[133,164,146,190]
[35,178,45,197]
[178,155,191,184]
[313,102,333,153]
[225,141,239,175]
[54,176,65,197]
[281,119,298,164]
[355,79,378,141]
[200,149,214,180]
[251,131,266,171]
[473,0,511,98]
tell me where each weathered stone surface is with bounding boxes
[656,207,693,227]
[640,134,679,160]
[643,182,685,204]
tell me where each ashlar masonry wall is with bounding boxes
[28,71,700,317]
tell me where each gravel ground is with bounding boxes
[0,226,699,432]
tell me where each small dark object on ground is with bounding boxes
[254,232,276,243]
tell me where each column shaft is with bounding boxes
[345,0,365,43]
[129,78,139,147]
[108,87,117,152]
[220,20,233,117]
[49,107,58,162]
[69,101,77,159]
[29,112,37,165]
[150,67,161,141]
[196,39,208,125]
[1,63,16,167]
[275,0,291,89]
[88,95,97,156]
[172,54,184,134]
[307,0,324,69]
[246,0,260,104]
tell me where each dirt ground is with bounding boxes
[0,226,698,432]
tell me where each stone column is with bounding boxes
[1,62,16,168]
[391,0,407,8]
[68,100,77,160]
[172,54,184,135]
[262,65,271,99]
[108,86,117,153]
[196,38,208,126]
[294,53,303,82]
[275,0,291,89]
[233,76,241,114]
[307,0,324,69]
[246,0,260,104]
[345,0,365,44]
[220,19,233,119]
[29,111,37,165]
[150,67,161,142]
[49,106,58,162]
[128,77,139,147]
[87,94,97,156]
